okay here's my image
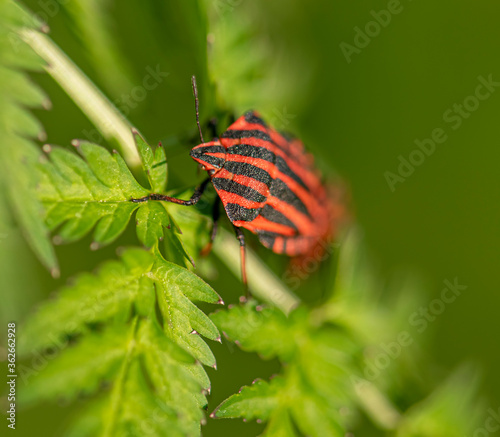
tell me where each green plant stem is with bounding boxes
[20,29,141,169]
[213,228,300,315]
[353,378,402,431]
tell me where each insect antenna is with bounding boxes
[191,75,205,144]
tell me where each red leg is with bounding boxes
[234,226,248,296]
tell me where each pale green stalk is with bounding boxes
[20,29,141,168]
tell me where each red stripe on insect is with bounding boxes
[284,236,311,256]
[273,236,285,253]
[235,215,296,236]
[205,152,226,159]
[216,190,264,210]
[221,134,320,190]
[226,121,268,133]
[267,196,315,235]
[224,154,322,218]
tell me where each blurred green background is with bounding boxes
[2,0,500,435]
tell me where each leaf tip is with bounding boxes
[38,131,47,142]
[239,295,248,304]
[190,329,199,335]
[42,144,52,153]
[90,242,100,251]
[42,98,52,111]
[215,336,222,344]
[50,267,60,279]
[71,139,80,148]
[216,298,225,305]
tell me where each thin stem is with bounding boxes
[353,378,402,430]
[20,29,141,169]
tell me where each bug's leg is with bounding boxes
[201,197,221,256]
[131,178,210,204]
[233,225,249,297]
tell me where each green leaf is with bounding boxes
[136,201,170,248]
[210,301,296,361]
[19,247,154,354]
[263,409,298,437]
[211,302,358,436]
[77,140,147,197]
[162,223,196,269]
[133,129,167,193]
[113,358,187,437]
[37,139,197,266]
[19,323,130,406]
[152,256,222,367]
[0,1,58,275]
[213,377,284,421]
[396,365,484,437]
[20,246,221,435]
[38,143,147,247]
[166,194,213,265]
[139,319,206,434]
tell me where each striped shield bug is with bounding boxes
[133,77,344,290]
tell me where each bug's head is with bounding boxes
[190,141,226,173]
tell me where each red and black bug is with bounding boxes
[133,77,343,289]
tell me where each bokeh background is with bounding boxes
[2,0,499,435]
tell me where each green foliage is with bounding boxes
[3,1,488,436]
[211,302,359,436]
[0,0,58,275]
[37,137,198,270]
[19,247,222,436]
[396,365,484,436]
[39,141,144,246]
[209,233,485,436]
[133,129,167,193]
